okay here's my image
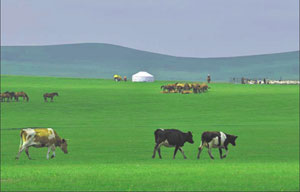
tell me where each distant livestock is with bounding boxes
[16,128,68,160]
[152,129,194,159]
[197,131,238,159]
[43,92,59,102]
[160,82,210,94]
[268,80,300,85]
[181,90,192,94]
[199,83,209,92]
[161,85,176,93]
[15,92,29,102]
[0,92,14,102]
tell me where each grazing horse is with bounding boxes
[183,83,192,91]
[191,83,201,93]
[15,92,29,102]
[0,92,15,102]
[161,85,175,93]
[200,83,209,92]
[44,92,59,102]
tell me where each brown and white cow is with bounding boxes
[16,128,68,160]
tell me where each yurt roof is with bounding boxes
[132,71,153,77]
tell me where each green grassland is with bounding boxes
[1,75,299,191]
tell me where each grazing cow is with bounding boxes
[197,131,237,159]
[152,129,194,159]
[16,128,68,160]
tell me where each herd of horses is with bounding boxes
[0,92,59,102]
[161,82,210,94]
[0,91,29,102]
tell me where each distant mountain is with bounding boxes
[1,43,299,81]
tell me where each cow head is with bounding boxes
[228,135,238,146]
[186,131,194,144]
[61,139,68,154]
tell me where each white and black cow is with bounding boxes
[197,131,237,159]
[152,129,194,159]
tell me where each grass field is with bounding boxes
[1,75,299,191]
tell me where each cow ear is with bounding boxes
[188,131,192,135]
[62,139,66,143]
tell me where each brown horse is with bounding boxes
[200,83,210,92]
[0,92,11,102]
[0,92,15,102]
[15,92,29,102]
[191,83,201,93]
[161,85,175,93]
[44,92,59,102]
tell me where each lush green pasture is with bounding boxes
[1,75,299,191]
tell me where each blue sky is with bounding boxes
[1,0,299,57]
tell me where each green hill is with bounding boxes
[1,43,299,81]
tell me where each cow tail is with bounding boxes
[19,130,25,148]
[201,133,205,142]
[19,131,23,148]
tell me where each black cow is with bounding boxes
[197,131,238,159]
[152,129,194,159]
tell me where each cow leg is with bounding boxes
[25,147,32,160]
[208,144,214,159]
[179,147,187,159]
[222,146,229,159]
[51,145,56,159]
[51,97,53,102]
[47,147,52,159]
[173,146,179,159]
[16,145,26,159]
[157,147,162,159]
[197,141,204,159]
[152,143,160,159]
[219,148,223,159]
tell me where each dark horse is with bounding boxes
[44,92,59,102]
[15,92,29,102]
[0,91,15,102]
[161,85,175,93]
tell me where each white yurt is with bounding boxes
[132,71,154,82]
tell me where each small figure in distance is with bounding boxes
[124,76,127,82]
[207,74,211,83]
